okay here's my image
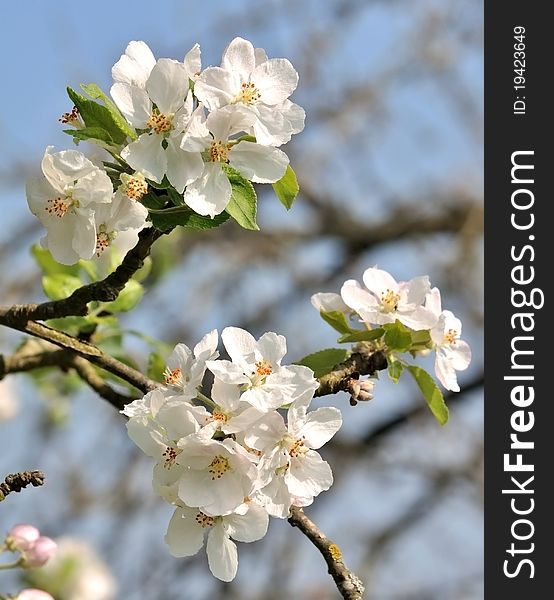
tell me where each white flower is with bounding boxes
[181,105,289,217]
[426,288,472,392]
[176,436,258,516]
[206,327,318,412]
[245,395,342,517]
[165,502,268,582]
[310,292,351,314]
[161,330,219,399]
[341,267,437,330]
[92,192,149,258]
[112,41,156,88]
[194,37,304,146]
[26,147,113,264]
[111,59,204,190]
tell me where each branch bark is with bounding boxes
[288,506,365,599]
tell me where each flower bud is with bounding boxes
[23,536,58,567]
[6,524,40,551]
[347,378,375,403]
[17,589,56,600]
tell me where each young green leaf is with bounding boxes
[387,358,403,383]
[101,280,144,313]
[222,165,259,230]
[63,127,115,145]
[149,205,230,231]
[319,310,354,335]
[296,348,349,378]
[338,328,385,343]
[272,164,299,210]
[406,365,449,425]
[80,82,137,140]
[42,274,82,300]
[147,352,167,382]
[383,321,412,352]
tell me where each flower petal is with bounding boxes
[295,407,342,449]
[222,327,257,365]
[165,507,205,557]
[340,279,378,312]
[184,43,202,79]
[229,141,289,183]
[252,58,298,105]
[194,67,240,111]
[165,138,204,193]
[110,83,152,128]
[121,134,167,183]
[183,163,231,217]
[207,525,238,582]
[286,450,333,498]
[221,37,256,79]
[225,504,269,543]
[146,59,189,115]
[362,267,399,296]
[112,41,156,88]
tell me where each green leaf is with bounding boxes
[141,192,167,210]
[338,328,385,343]
[42,274,82,300]
[149,205,230,231]
[32,245,81,277]
[406,366,449,425]
[272,164,299,210]
[63,127,115,145]
[167,187,185,206]
[297,348,349,378]
[147,352,167,382]
[319,310,353,335]
[67,87,127,145]
[387,358,403,383]
[383,321,412,352]
[222,165,259,230]
[102,280,144,313]
[80,82,137,140]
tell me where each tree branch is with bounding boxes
[288,506,365,600]
[0,470,45,502]
[0,227,163,325]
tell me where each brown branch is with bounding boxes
[0,470,45,502]
[0,226,163,325]
[315,348,387,398]
[288,506,365,600]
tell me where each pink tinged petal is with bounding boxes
[165,139,204,193]
[194,329,219,360]
[286,451,333,497]
[252,58,299,104]
[184,43,201,79]
[165,508,205,557]
[229,142,289,183]
[341,279,378,312]
[362,267,400,297]
[396,306,438,331]
[256,331,287,366]
[435,352,460,392]
[110,83,152,127]
[122,133,167,183]
[222,327,257,365]
[72,169,113,207]
[112,41,156,87]
[146,59,189,115]
[296,407,342,449]
[212,378,241,413]
[311,292,350,314]
[194,67,240,110]
[183,163,231,217]
[221,37,256,78]
[406,275,431,305]
[207,360,250,385]
[207,525,238,582]
[226,504,269,542]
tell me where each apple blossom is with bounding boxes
[16,590,55,600]
[22,537,57,568]
[6,525,40,552]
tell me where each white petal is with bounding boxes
[41,147,95,190]
[241,387,283,412]
[165,507,205,557]
[126,419,164,458]
[121,134,167,183]
[110,83,151,128]
[207,526,238,582]
[425,287,443,317]
[257,477,293,518]
[243,411,286,451]
[222,327,257,365]
[406,276,431,305]
[165,138,204,193]
[362,267,399,296]
[225,504,269,542]
[252,58,298,105]
[194,67,239,111]
[311,292,350,314]
[211,378,241,413]
[446,340,472,371]
[229,141,289,183]
[286,451,333,497]
[183,163,231,217]
[207,360,250,385]
[146,59,189,115]
[295,407,342,449]
[206,105,255,141]
[254,47,269,66]
[341,279,378,312]
[26,176,58,224]
[397,306,438,331]
[72,169,113,207]
[194,329,219,361]
[157,401,201,439]
[221,37,256,79]
[71,214,97,259]
[435,352,460,392]
[43,213,94,264]
[256,331,287,366]
[184,43,201,79]
[112,41,156,87]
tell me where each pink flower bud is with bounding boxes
[23,536,57,567]
[17,590,55,600]
[6,524,40,551]
[347,378,375,404]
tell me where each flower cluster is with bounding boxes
[3,525,57,569]
[25,37,303,265]
[123,327,341,581]
[312,266,472,392]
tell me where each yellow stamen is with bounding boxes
[208,455,231,480]
[147,108,173,134]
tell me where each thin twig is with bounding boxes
[288,506,365,599]
[0,471,45,502]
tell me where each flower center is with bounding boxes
[444,328,459,345]
[237,81,261,105]
[288,437,306,458]
[209,140,232,163]
[45,196,74,218]
[195,511,215,528]
[381,289,400,312]
[95,224,117,257]
[59,106,82,127]
[164,367,183,387]
[147,108,173,134]
[208,455,231,480]
[255,359,273,377]
[121,173,148,200]
[162,446,181,469]
[212,411,228,423]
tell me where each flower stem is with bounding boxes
[196,390,216,410]
[0,556,23,570]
